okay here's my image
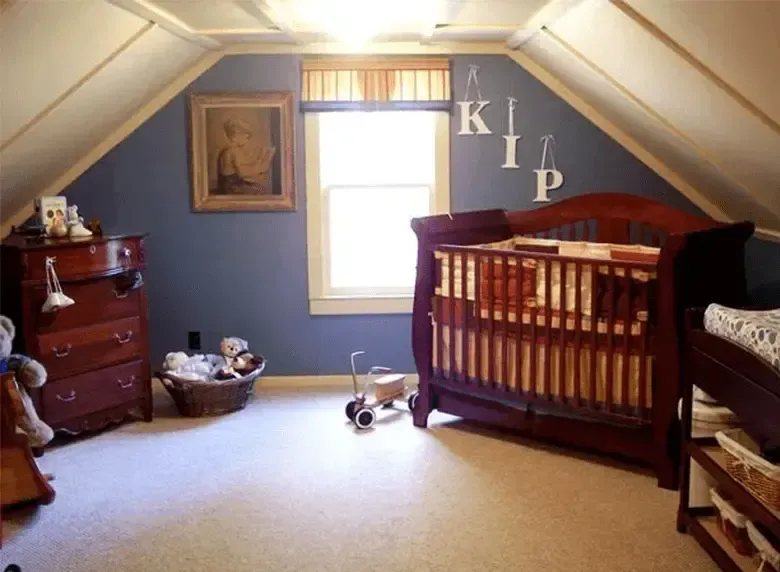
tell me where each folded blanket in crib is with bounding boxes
[703,304,780,372]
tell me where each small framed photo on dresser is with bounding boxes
[35,196,68,238]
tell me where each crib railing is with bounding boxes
[508,216,669,247]
[431,245,658,425]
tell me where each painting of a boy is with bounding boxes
[190,92,295,212]
[205,108,281,196]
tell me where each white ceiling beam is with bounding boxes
[106,0,221,49]
[243,0,306,44]
[221,40,510,56]
[507,0,591,49]
[421,0,462,43]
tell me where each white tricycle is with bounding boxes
[345,350,419,429]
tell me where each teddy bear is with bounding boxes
[0,315,54,448]
[212,337,257,380]
[219,337,249,368]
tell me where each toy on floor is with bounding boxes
[344,350,419,430]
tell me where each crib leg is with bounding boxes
[655,418,681,491]
[412,386,432,428]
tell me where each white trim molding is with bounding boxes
[304,110,451,315]
[152,373,420,393]
[257,373,420,390]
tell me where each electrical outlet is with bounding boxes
[188,331,201,350]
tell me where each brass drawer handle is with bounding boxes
[114,331,133,344]
[56,390,76,402]
[113,288,129,299]
[117,376,136,389]
[52,344,72,358]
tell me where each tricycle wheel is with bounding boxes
[345,400,358,421]
[408,392,419,412]
[354,408,376,430]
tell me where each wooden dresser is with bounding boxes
[0,232,152,438]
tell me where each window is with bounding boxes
[305,110,450,315]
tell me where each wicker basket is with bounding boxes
[159,356,266,417]
[715,429,780,511]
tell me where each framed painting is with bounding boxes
[189,91,296,212]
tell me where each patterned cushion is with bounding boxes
[703,304,780,372]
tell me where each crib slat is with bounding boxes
[638,276,649,418]
[516,253,524,397]
[589,263,598,409]
[605,265,615,411]
[544,259,552,400]
[574,262,582,407]
[448,251,456,381]
[461,251,469,384]
[475,255,482,387]
[621,266,632,414]
[558,258,566,404]
[501,255,509,391]
[437,260,444,379]
[530,261,538,398]
[488,255,495,387]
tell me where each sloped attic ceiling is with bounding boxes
[0,0,216,233]
[514,0,780,239]
[1,0,779,241]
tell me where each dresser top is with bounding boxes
[1,232,147,251]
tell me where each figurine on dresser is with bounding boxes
[66,205,93,237]
[0,229,152,441]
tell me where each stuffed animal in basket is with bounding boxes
[162,351,214,380]
[0,315,54,448]
[214,337,257,380]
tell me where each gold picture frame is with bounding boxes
[189,92,296,212]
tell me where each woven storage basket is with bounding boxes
[159,356,266,417]
[715,429,780,511]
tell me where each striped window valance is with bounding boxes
[301,56,452,112]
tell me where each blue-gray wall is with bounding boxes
[62,54,780,375]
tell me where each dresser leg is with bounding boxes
[143,401,153,422]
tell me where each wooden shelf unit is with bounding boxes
[677,309,780,572]
[688,512,756,572]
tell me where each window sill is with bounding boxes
[309,296,413,315]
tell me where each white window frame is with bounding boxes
[305,111,451,315]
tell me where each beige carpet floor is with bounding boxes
[2,385,718,572]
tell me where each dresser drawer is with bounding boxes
[22,237,143,282]
[34,316,143,380]
[41,359,147,425]
[27,275,143,334]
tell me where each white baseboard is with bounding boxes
[258,373,420,390]
[152,373,420,392]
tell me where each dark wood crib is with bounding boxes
[410,193,755,490]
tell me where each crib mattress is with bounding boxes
[703,304,780,372]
